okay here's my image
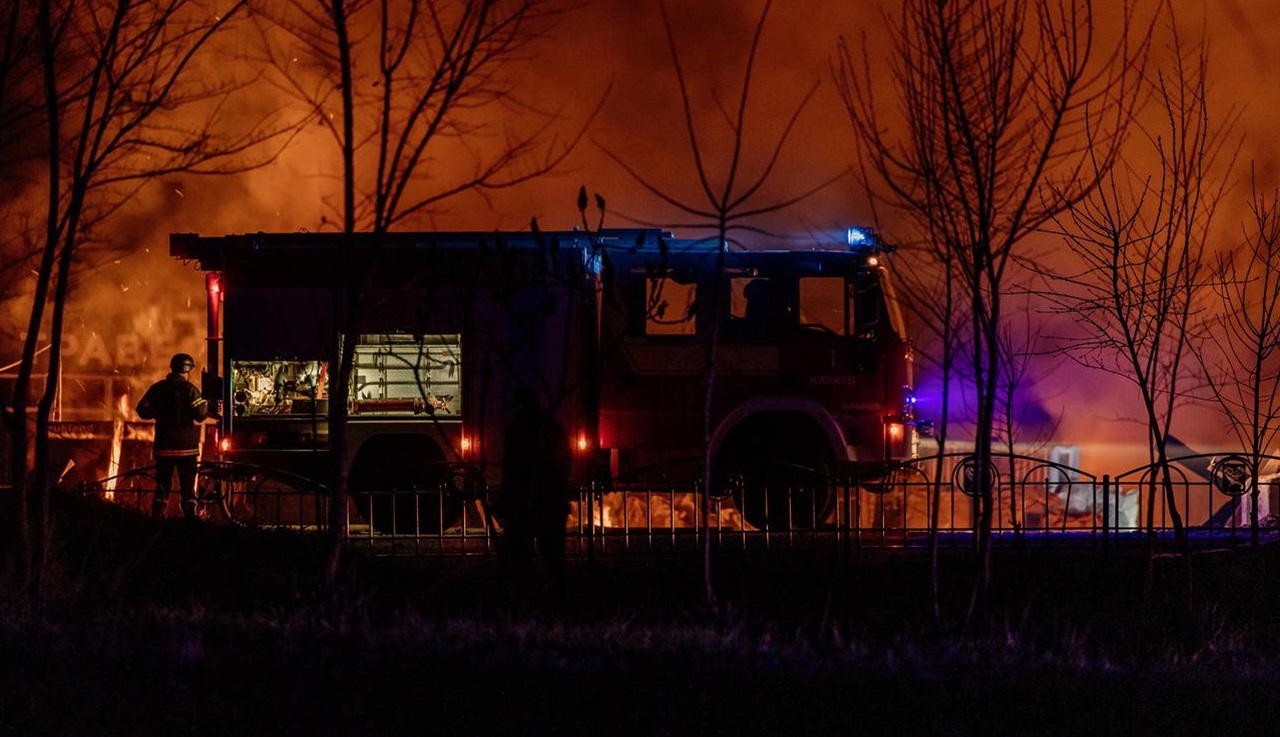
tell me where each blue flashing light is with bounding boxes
[846,226,877,248]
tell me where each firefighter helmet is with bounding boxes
[169,353,196,373]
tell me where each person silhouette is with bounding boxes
[498,386,572,599]
[742,278,773,341]
[136,353,208,520]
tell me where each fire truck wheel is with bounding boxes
[350,435,463,535]
[717,417,835,531]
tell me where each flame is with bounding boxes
[567,491,747,531]
[104,394,129,498]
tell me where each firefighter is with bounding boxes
[742,277,774,341]
[498,386,572,598]
[136,353,208,521]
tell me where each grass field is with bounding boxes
[3,492,1280,735]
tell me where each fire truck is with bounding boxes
[169,227,914,532]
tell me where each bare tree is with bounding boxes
[1197,169,1280,543]
[0,1,38,180]
[5,0,280,596]
[994,311,1061,536]
[259,0,587,585]
[1044,21,1238,549]
[878,228,966,620]
[0,1,39,570]
[597,0,838,607]
[836,0,1148,623]
[0,0,39,419]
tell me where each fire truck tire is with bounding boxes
[717,417,835,531]
[350,435,463,535]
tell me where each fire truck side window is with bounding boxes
[853,273,882,340]
[798,277,848,335]
[645,276,697,336]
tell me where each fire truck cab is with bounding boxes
[170,227,912,532]
[597,229,915,527]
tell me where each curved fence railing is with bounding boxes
[70,451,1280,556]
[1114,452,1280,543]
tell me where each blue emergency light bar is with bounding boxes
[846,227,878,248]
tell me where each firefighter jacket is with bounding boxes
[136,373,209,457]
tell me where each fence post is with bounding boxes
[1101,474,1110,550]
[586,482,596,564]
[1252,465,1260,549]
[840,476,850,566]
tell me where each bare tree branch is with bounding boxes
[836,0,1152,623]
[1042,15,1239,545]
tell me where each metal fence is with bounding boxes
[78,452,1280,556]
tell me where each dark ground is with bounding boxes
[4,492,1280,736]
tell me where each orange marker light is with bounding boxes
[576,432,589,453]
[888,423,904,439]
[219,437,231,453]
[460,434,472,456]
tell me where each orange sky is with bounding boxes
[127,1,1280,236]
[9,0,1280,471]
